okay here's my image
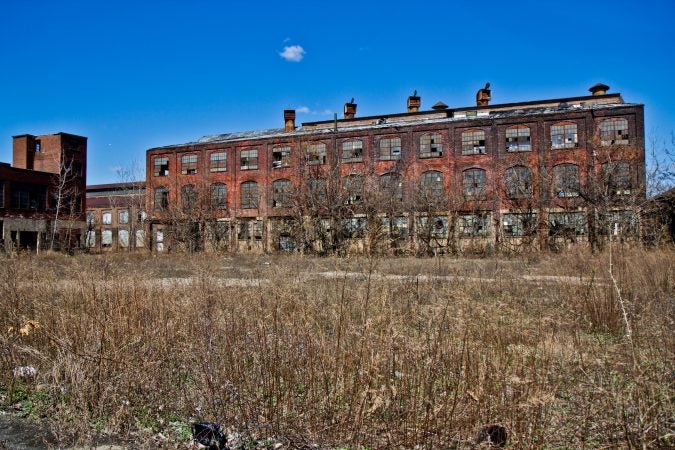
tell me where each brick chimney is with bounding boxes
[284,109,296,132]
[476,83,491,106]
[344,99,357,119]
[589,83,609,96]
[407,91,421,112]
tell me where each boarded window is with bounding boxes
[505,165,533,199]
[210,152,227,172]
[153,156,169,176]
[462,130,486,155]
[306,143,326,165]
[240,181,258,209]
[419,133,443,158]
[272,146,291,168]
[211,183,227,209]
[551,123,578,149]
[553,164,580,197]
[272,179,292,208]
[240,149,258,170]
[341,140,363,162]
[506,126,531,152]
[181,154,198,174]
[379,137,401,160]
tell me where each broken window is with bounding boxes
[462,129,486,155]
[9,182,46,211]
[272,179,292,208]
[549,212,585,236]
[463,168,487,199]
[154,187,169,211]
[419,133,443,158]
[118,210,129,224]
[153,156,169,176]
[600,118,629,145]
[551,123,578,149]
[344,175,364,205]
[86,212,95,227]
[502,213,537,237]
[380,172,403,201]
[238,220,263,240]
[210,151,227,172]
[102,229,113,248]
[505,165,533,199]
[418,216,449,238]
[381,216,408,239]
[118,229,129,248]
[553,164,580,198]
[379,137,402,160]
[306,143,327,165]
[211,183,227,209]
[307,178,327,202]
[341,140,363,162]
[599,210,638,236]
[506,126,531,152]
[459,213,490,237]
[240,181,258,209]
[240,149,258,170]
[181,155,197,175]
[272,146,291,168]
[279,234,296,252]
[602,161,632,196]
[421,171,444,198]
[102,212,112,225]
[342,217,366,238]
[181,184,198,211]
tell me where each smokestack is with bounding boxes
[284,109,296,132]
[589,83,610,96]
[407,90,421,112]
[476,82,491,106]
[344,99,357,119]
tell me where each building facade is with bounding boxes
[85,182,147,252]
[145,84,645,254]
[1,132,87,251]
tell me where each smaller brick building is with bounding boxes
[85,182,147,252]
[0,132,87,251]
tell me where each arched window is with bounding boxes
[343,175,364,204]
[307,178,326,202]
[421,171,444,197]
[461,129,486,155]
[505,165,533,198]
[154,186,168,210]
[553,164,580,197]
[551,122,578,149]
[380,172,403,201]
[419,133,443,158]
[306,142,326,165]
[463,168,487,199]
[181,184,197,211]
[211,183,227,209]
[505,126,531,152]
[379,137,402,160]
[600,118,629,145]
[240,181,258,209]
[602,161,631,195]
[272,179,292,208]
[181,154,198,174]
[341,140,363,162]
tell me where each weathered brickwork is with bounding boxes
[145,84,645,254]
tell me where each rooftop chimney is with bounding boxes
[476,82,491,106]
[432,101,448,111]
[284,109,296,132]
[344,99,357,119]
[407,90,421,112]
[589,83,610,96]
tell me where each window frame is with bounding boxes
[461,129,486,155]
[240,181,259,209]
[181,154,198,175]
[550,122,578,149]
[306,142,327,165]
[502,213,537,237]
[153,156,169,177]
[240,149,259,170]
[341,140,364,163]
[421,171,444,198]
[343,175,364,205]
[549,212,586,236]
[272,146,292,169]
[552,163,580,198]
[209,151,227,172]
[505,126,531,152]
[154,187,169,211]
[272,179,292,208]
[181,184,198,211]
[600,118,629,146]
[463,168,487,199]
[379,137,402,160]
[602,161,632,196]
[505,165,533,199]
[210,183,227,210]
[419,133,443,159]
[459,213,491,237]
[380,172,403,202]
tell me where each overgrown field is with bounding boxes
[0,248,673,448]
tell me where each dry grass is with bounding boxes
[0,248,673,448]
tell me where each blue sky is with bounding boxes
[1,0,673,184]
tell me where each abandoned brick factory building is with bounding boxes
[146,83,645,254]
[0,132,87,251]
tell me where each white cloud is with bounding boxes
[296,106,332,116]
[296,106,310,113]
[279,45,305,62]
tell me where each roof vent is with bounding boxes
[432,101,448,110]
[589,83,610,96]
